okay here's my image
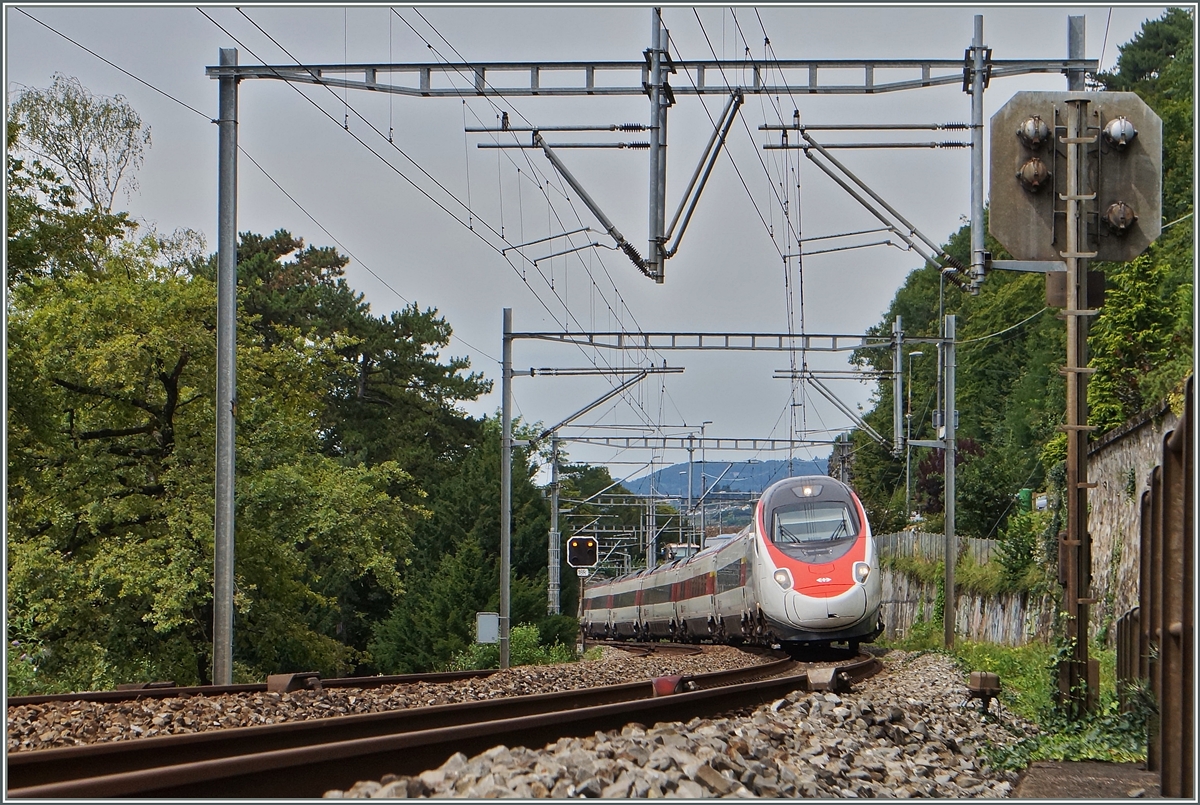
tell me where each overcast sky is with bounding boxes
[5,4,1167,485]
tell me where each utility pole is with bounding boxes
[647,467,657,567]
[892,317,904,456]
[213,47,238,686]
[686,433,695,545]
[646,7,669,282]
[700,421,711,543]
[905,350,924,521]
[943,315,957,650]
[1060,12,1100,717]
[548,437,561,614]
[968,15,988,292]
[500,309,513,669]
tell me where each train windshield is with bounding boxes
[771,502,858,545]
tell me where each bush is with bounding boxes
[444,623,577,671]
[537,614,580,649]
[996,509,1050,588]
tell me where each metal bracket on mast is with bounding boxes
[534,133,654,279]
[800,371,892,451]
[798,133,972,290]
[664,90,743,259]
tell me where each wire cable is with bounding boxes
[956,307,1049,346]
[14,8,210,120]
[18,7,495,362]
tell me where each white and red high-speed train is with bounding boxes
[581,476,883,652]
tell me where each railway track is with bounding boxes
[6,669,498,708]
[8,647,878,799]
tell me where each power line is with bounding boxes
[396,10,665,361]
[15,8,210,120]
[232,3,589,347]
[389,7,679,433]
[17,7,494,362]
[199,7,591,358]
[956,307,1049,346]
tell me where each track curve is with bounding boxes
[10,650,878,798]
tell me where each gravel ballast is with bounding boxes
[323,650,1034,798]
[6,646,768,752]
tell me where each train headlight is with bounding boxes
[854,562,871,584]
[773,568,793,590]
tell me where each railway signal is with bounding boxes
[567,537,598,568]
[988,88,1162,716]
[989,90,1162,265]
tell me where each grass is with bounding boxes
[880,624,1152,771]
[879,552,1032,598]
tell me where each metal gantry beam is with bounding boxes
[556,436,839,450]
[204,58,1096,98]
[513,330,905,352]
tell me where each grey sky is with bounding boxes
[5,4,1166,484]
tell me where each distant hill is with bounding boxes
[623,458,828,499]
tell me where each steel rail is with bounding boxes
[8,648,784,791]
[6,668,498,707]
[10,652,877,798]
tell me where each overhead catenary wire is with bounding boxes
[391,8,679,432]
[212,5,648,412]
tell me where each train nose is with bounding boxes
[785,586,868,629]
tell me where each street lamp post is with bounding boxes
[905,351,924,523]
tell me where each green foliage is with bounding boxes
[538,614,581,649]
[6,233,427,690]
[847,10,1193,541]
[950,642,1148,771]
[10,73,151,212]
[880,550,1023,598]
[368,419,555,675]
[996,509,1051,588]
[1090,8,1195,426]
[4,78,573,694]
[6,120,135,288]
[189,229,491,483]
[1098,7,1194,223]
[952,640,1059,722]
[444,624,577,671]
[886,613,943,652]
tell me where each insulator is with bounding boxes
[621,242,653,278]
[940,252,969,273]
[939,141,970,148]
[941,122,971,130]
[941,268,969,290]
[619,123,647,131]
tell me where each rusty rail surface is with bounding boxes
[9,652,878,798]
[7,669,498,707]
[1115,375,1192,800]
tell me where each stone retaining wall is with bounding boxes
[879,568,1056,646]
[1086,401,1179,648]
